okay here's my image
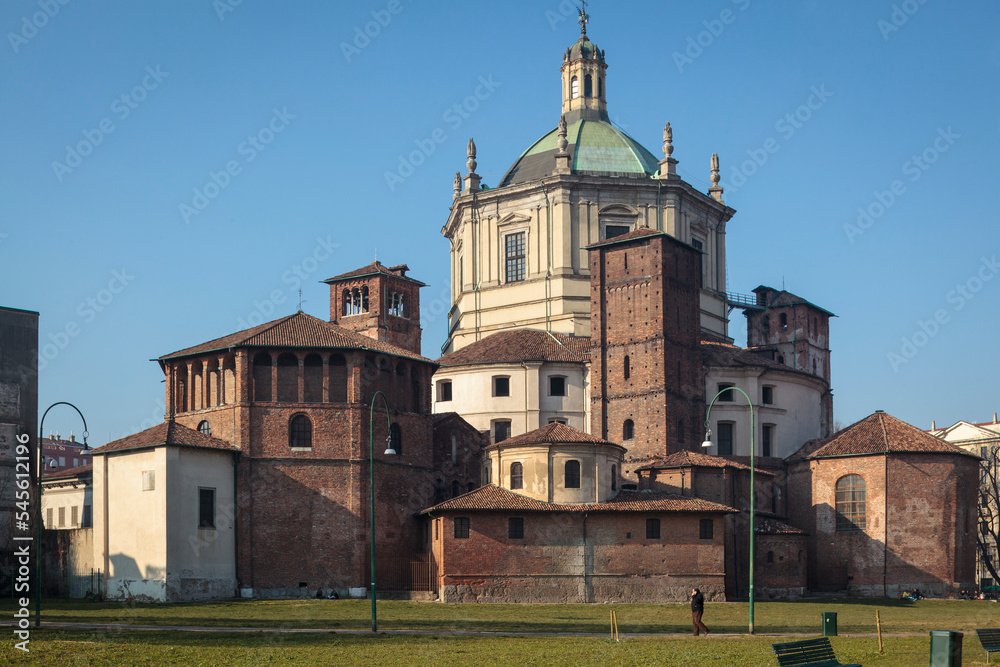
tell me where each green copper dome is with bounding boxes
[498,119,661,188]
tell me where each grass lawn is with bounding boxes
[1,598,996,665]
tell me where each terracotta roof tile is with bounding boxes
[436,330,591,366]
[322,261,425,286]
[755,517,807,535]
[159,312,430,363]
[753,285,836,317]
[788,411,979,461]
[584,226,666,249]
[486,422,619,449]
[92,421,237,455]
[701,340,810,376]
[42,464,92,480]
[637,449,775,477]
[420,484,736,514]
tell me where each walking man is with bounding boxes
[691,587,709,636]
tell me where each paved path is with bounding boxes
[12,622,933,638]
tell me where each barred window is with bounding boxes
[700,518,714,540]
[510,462,524,490]
[509,517,524,539]
[454,517,470,539]
[565,460,581,489]
[646,518,660,539]
[505,232,526,283]
[289,414,312,448]
[835,474,866,531]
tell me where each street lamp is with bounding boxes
[368,390,396,633]
[36,402,88,628]
[702,386,756,635]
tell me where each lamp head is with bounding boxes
[384,435,396,456]
[701,439,713,449]
[701,427,713,449]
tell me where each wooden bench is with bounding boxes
[977,629,1000,663]
[771,637,861,667]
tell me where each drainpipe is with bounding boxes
[521,361,530,432]
[582,511,590,603]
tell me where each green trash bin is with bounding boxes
[929,630,963,666]
[822,611,837,636]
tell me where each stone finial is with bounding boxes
[658,121,679,180]
[709,152,724,202]
[557,115,569,155]
[662,122,674,158]
[555,115,572,174]
[453,171,461,199]
[466,138,477,174]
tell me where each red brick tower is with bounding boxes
[324,261,424,355]
[588,228,705,472]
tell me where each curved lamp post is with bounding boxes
[702,387,755,635]
[368,390,396,633]
[36,402,88,628]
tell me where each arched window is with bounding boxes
[389,423,402,455]
[342,289,351,316]
[252,352,272,402]
[623,419,634,441]
[276,353,298,403]
[329,354,347,403]
[624,355,631,380]
[571,76,579,99]
[584,74,592,97]
[835,474,866,531]
[482,463,491,485]
[565,460,581,489]
[598,76,603,98]
[510,462,524,490]
[197,420,211,436]
[303,354,323,403]
[762,314,770,330]
[780,312,788,329]
[611,464,618,491]
[361,285,369,312]
[289,414,312,449]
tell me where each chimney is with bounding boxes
[69,433,75,443]
[931,420,936,431]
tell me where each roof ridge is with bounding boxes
[878,411,890,454]
[546,331,583,361]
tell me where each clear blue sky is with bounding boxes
[2,0,997,444]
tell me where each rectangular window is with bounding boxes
[454,517,470,539]
[717,423,734,456]
[508,517,524,539]
[717,383,734,402]
[604,224,630,240]
[142,470,155,491]
[493,376,510,397]
[493,420,511,444]
[700,518,714,540]
[504,232,526,283]
[71,505,79,527]
[46,508,53,528]
[549,376,566,397]
[58,507,65,527]
[762,425,774,457]
[82,504,92,528]
[762,386,774,405]
[548,418,567,424]
[691,238,705,287]
[199,488,216,529]
[646,518,661,539]
[437,380,453,402]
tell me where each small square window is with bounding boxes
[437,381,453,402]
[549,376,566,397]
[508,517,524,539]
[762,386,774,405]
[493,376,510,397]
[199,488,216,529]
[646,518,661,539]
[700,518,714,540]
[454,517,470,539]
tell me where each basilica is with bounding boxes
[86,11,976,603]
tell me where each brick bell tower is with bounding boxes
[588,228,706,472]
[323,261,424,354]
